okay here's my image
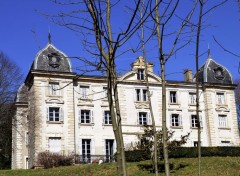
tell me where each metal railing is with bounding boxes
[74,155,115,164]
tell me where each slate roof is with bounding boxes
[197,56,233,84]
[32,42,72,73]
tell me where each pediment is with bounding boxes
[119,71,161,83]
[215,106,230,112]
[46,98,64,104]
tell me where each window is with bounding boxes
[80,110,94,124]
[170,91,177,104]
[103,111,112,124]
[138,112,149,125]
[193,141,198,147]
[105,139,114,162]
[103,87,108,99]
[47,107,63,122]
[221,141,231,146]
[191,115,202,128]
[137,69,144,80]
[80,85,90,99]
[82,139,91,163]
[216,93,225,105]
[49,137,61,153]
[135,89,148,101]
[49,82,60,96]
[171,114,182,127]
[25,157,29,169]
[189,93,196,105]
[218,115,227,128]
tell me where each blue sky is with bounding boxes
[0,1,240,82]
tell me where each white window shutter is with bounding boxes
[134,89,137,101]
[170,114,172,127]
[102,111,105,124]
[79,110,81,123]
[60,108,64,122]
[47,107,49,121]
[200,115,203,127]
[179,114,182,126]
[137,112,139,125]
[91,110,94,123]
[148,112,152,125]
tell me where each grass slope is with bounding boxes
[1,157,240,176]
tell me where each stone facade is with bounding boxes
[12,42,240,169]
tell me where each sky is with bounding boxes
[0,0,240,82]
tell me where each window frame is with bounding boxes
[170,113,182,127]
[49,82,60,96]
[48,137,61,153]
[135,89,148,102]
[103,110,112,125]
[79,109,94,124]
[47,107,63,122]
[82,139,91,163]
[170,91,177,104]
[218,114,227,128]
[137,69,144,80]
[216,92,225,105]
[80,85,90,99]
[189,92,196,105]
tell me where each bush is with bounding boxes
[125,147,240,162]
[125,150,150,162]
[37,152,74,169]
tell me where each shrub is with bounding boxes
[37,152,74,169]
[125,150,150,162]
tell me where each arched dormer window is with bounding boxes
[214,67,224,80]
[48,53,61,68]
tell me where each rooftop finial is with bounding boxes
[48,27,52,44]
[207,44,211,58]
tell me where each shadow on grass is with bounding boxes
[137,162,188,173]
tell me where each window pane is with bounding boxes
[170,91,177,103]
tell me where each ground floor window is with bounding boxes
[49,137,61,153]
[105,139,114,162]
[82,139,91,163]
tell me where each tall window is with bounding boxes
[189,93,196,105]
[137,69,144,80]
[216,93,225,105]
[80,85,90,99]
[25,132,29,145]
[171,114,181,127]
[138,112,148,125]
[105,139,114,162]
[49,137,61,153]
[219,115,227,128]
[48,107,62,122]
[80,110,90,123]
[49,82,60,96]
[191,115,198,128]
[82,139,91,163]
[104,111,112,124]
[170,91,177,104]
[136,89,148,101]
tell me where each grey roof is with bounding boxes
[16,84,28,102]
[197,56,233,84]
[32,43,72,72]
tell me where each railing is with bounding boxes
[74,155,115,164]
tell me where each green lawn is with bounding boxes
[1,157,240,176]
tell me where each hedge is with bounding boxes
[125,147,240,162]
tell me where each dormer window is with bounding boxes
[137,69,144,80]
[214,67,224,80]
[48,53,61,68]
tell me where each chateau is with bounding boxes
[12,40,240,169]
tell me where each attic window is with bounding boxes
[48,53,61,68]
[137,69,144,80]
[214,67,224,80]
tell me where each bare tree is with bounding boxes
[0,51,23,169]
[154,1,197,175]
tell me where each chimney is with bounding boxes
[184,69,193,82]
